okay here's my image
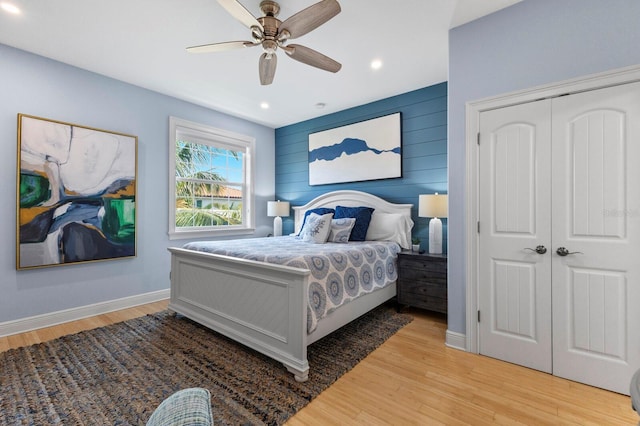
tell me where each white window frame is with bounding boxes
[168,116,255,240]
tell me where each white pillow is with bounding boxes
[327,218,356,243]
[365,212,413,249]
[298,212,333,244]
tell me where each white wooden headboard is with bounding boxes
[292,190,413,238]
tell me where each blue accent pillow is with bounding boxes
[298,208,335,235]
[334,206,375,241]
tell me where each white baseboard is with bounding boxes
[0,289,170,338]
[445,329,467,351]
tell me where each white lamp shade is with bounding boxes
[419,193,448,218]
[267,201,290,217]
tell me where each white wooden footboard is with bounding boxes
[168,247,312,382]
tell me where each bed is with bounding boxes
[167,190,413,382]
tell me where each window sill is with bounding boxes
[168,228,256,241]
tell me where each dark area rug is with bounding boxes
[0,303,412,425]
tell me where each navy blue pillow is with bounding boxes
[298,208,335,235]
[334,206,375,241]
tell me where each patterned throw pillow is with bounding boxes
[297,208,335,236]
[334,206,375,241]
[327,218,356,243]
[298,212,333,243]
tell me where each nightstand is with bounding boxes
[396,251,447,314]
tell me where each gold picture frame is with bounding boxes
[16,114,138,269]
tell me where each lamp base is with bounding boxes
[273,216,283,237]
[428,217,443,254]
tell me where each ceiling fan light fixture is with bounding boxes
[259,52,277,85]
[262,39,278,55]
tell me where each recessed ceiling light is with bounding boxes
[315,103,326,109]
[260,102,269,109]
[0,2,21,14]
[371,59,383,70]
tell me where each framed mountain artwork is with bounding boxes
[308,112,401,186]
[16,114,137,269]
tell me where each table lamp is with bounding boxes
[419,193,448,254]
[267,200,290,237]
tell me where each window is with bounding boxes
[169,117,255,239]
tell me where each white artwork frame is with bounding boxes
[308,112,401,186]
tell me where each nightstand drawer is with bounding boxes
[397,267,446,282]
[398,279,446,299]
[398,256,446,269]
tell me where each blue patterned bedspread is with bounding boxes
[183,236,401,333]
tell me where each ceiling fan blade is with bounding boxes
[217,0,263,32]
[283,44,341,73]
[186,40,257,53]
[259,53,277,85]
[280,0,340,39]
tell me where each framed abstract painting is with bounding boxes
[308,112,401,185]
[16,114,137,269]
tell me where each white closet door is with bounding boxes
[478,99,553,373]
[551,82,640,394]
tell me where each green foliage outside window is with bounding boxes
[175,140,243,228]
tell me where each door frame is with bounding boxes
[465,64,640,354]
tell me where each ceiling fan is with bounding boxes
[187,0,342,85]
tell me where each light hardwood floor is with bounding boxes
[0,301,636,425]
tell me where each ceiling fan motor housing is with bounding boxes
[257,2,284,56]
[258,15,280,40]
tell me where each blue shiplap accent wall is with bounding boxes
[275,82,447,251]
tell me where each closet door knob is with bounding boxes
[525,245,547,254]
[556,247,583,256]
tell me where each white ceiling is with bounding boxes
[0,0,520,128]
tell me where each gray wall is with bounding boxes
[448,0,640,334]
[1,44,275,323]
